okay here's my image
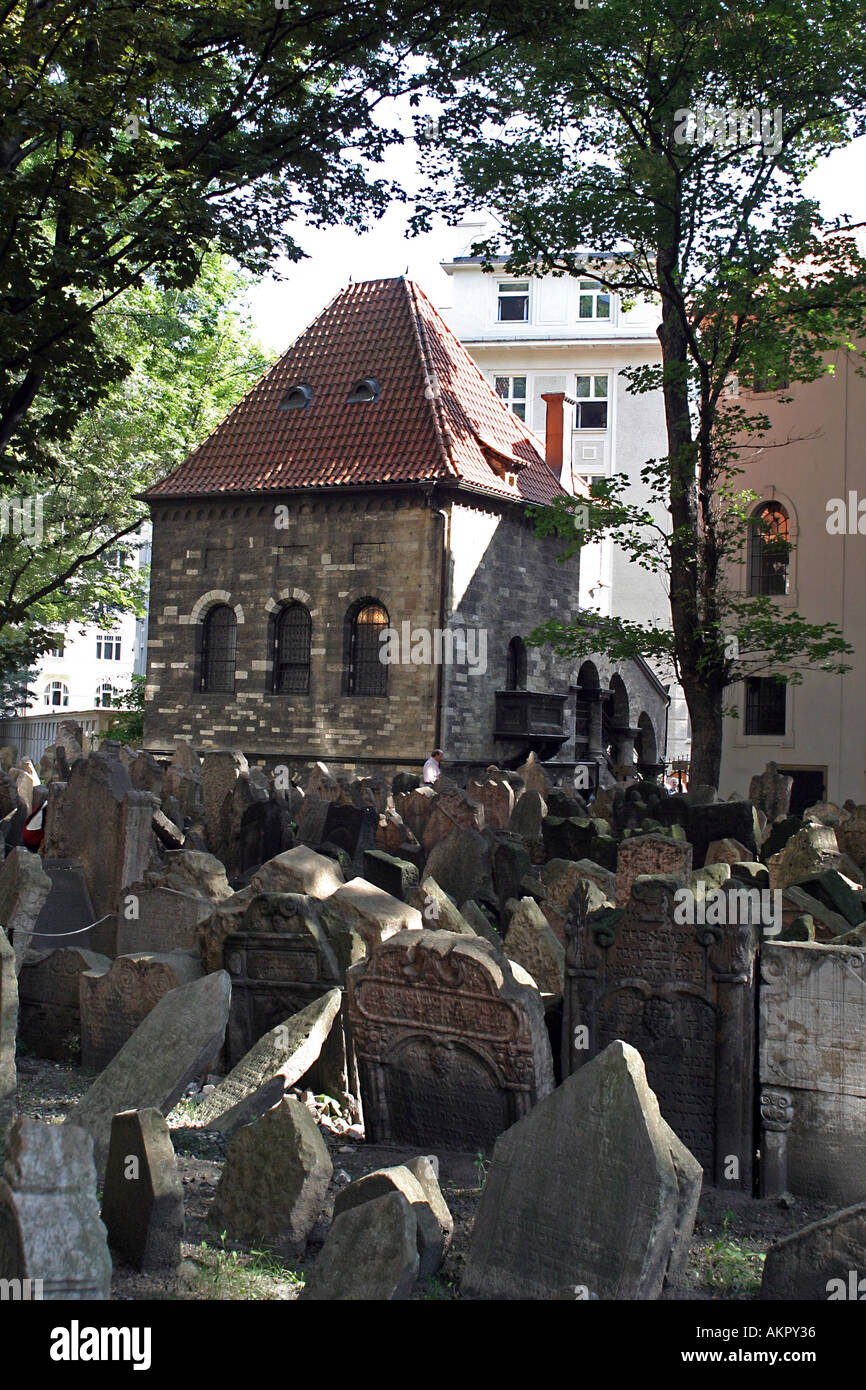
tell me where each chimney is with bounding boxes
[541,392,565,471]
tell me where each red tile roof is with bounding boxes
[145,277,566,506]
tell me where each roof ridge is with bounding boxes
[402,277,461,482]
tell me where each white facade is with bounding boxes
[440,234,691,764]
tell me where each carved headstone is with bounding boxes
[759,941,866,1205]
[0,1117,111,1299]
[503,898,565,994]
[564,876,758,1186]
[615,834,692,906]
[347,929,555,1150]
[18,946,111,1060]
[300,1191,419,1301]
[200,749,249,862]
[749,761,794,823]
[462,1040,702,1300]
[100,1108,184,1272]
[250,845,344,900]
[79,952,204,1071]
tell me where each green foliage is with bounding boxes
[104,674,146,747]
[697,1212,765,1298]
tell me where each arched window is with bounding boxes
[345,600,389,696]
[506,636,527,691]
[44,681,69,708]
[748,502,790,596]
[200,604,237,693]
[273,602,311,694]
[95,683,115,708]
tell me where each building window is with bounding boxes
[497,281,529,322]
[347,378,380,403]
[345,600,389,696]
[494,376,527,421]
[44,681,69,708]
[279,384,313,411]
[574,375,609,429]
[745,677,786,736]
[748,502,790,596]
[200,604,237,694]
[578,279,611,320]
[506,636,527,691]
[96,631,121,660]
[48,637,65,658]
[95,683,115,708]
[273,602,311,694]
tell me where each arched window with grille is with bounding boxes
[345,599,389,696]
[505,636,527,691]
[748,502,790,596]
[272,602,311,694]
[44,681,69,708]
[95,683,115,708]
[200,604,237,693]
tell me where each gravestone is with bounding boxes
[515,753,553,797]
[300,1191,419,1301]
[509,790,547,840]
[0,1117,111,1299]
[100,1109,184,1271]
[194,989,342,1132]
[210,1097,332,1253]
[462,1040,702,1300]
[759,941,866,1206]
[362,849,419,902]
[759,1200,866,1301]
[0,927,16,1123]
[321,803,378,873]
[615,834,692,906]
[540,859,613,941]
[18,947,111,1060]
[394,785,436,842]
[333,1163,444,1279]
[749,761,793,822]
[325,877,422,947]
[683,799,760,867]
[116,883,214,955]
[410,877,476,935]
[250,845,344,899]
[66,969,231,1175]
[492,837,532,908]
[295,794,333,849]
[80,952,204,1071]
[197,888,252,974]
[767,824,844,890]
[563,876,758,1186]
[347,929,555,1150]
[421,783,484,853]
[837,806,866,873]
[467,774,514,831]
[423,827,493,907]
[0,847,52,972]
[28,858,96,953]
[503,898,565,995]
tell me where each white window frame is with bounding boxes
[95,682,116,708]
[573,374,610,430]
[493,374,528,421]
[44,680,69,708]
[496,280,530,323]
[96,631,122,661]
[578,279,612,321]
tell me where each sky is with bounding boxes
[246,133,866,355]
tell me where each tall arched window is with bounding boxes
[200,604,237,693]
[273,602,311,694]
[505,636,527,691]
[748,502,790,596]
[345,600,389,696]
[95,683,115,708]
[44,681,69,708]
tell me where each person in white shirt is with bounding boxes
[422,749,443,783]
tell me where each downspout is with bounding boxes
[435,502,450,756]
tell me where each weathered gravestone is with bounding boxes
[18,947,111,1060]
[250,845,344,899]
[29,858,97,954]
[503,897,565,995]
[0,846,52,972]
[760,1200,866,1301]
[423,827,493,907]
[80,952,204,1071]
[0,927,16,1124]
[321,803,378,873]
[466,774,514,831]
[300,1190,419,1301]
[200,750,249,863]
[325,877,421,947]
[238,796,293,876]
[462,1040,702,1300]
[100,1109,184,1272]
[749,761,794,823]
[66,969,231,1175]
[615,833,692,906]
[759,941,866,1206]
[210,1097,332,1253]
[563,876,758,1186]
[0,1117,111,1299]
[332,1163,445,1279]
[347,929,555,1150]
[116,881,215,956]
[194,989,342,1133]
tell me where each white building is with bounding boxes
[440,227,691,765]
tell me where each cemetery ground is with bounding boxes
[10,1052,835,1302]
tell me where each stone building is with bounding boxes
[142,277,666,780]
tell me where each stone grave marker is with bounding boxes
[18,946,111,1060]
[615,833,692,906]
[0,926,16,1123]
[462,1040,702,1300]
[300,1191,419,1301]
[80,951,204,1071]
[0,846,52,972]
[760,1200,866,1301]
[100,1109,184,1272]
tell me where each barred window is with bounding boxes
[44,680,69,708]
[95,683,115,708]
[200,605,237,694]
[745,677,786,736]
[273,603,311,694]
[748,502,790,596]
[346,600,389,696]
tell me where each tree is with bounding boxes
[0,254,270,682]
[104,673,146,746]
[0,0,538,471]
[415,0,866,786]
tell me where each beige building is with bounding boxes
[719,349,866,810]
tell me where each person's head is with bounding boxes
[432,749,443,762]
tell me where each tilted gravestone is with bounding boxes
[0,926,16,1123]
[759,941,866,1206]
[749,761,793,823]
[760,1200,866,1301]
[347,929,555,1150]
[615,833,692,906]
[79,951,204,1071]
[300,1190,419,1301]
[100,1109,184,1272]
[462,1040,702,1300]
[18,946,111,1060]
[0,846,52,972]
[66,969,231,1175]
[0,1117,111,1299]
[563,876,758,1188]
